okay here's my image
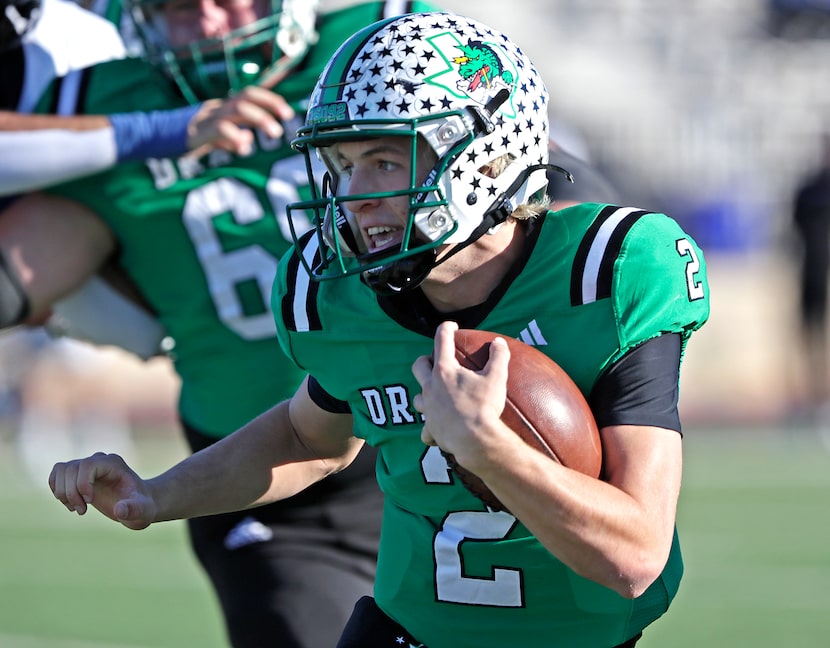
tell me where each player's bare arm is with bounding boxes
[0,112,110,131]
[477,422,682,599]
[412,321,682,599]
[49,377,360,529]
[0,192,115,320]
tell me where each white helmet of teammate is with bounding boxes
[287,12,552,293]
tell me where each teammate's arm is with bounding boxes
[0,112,118,195]
[0,85,296,195]
[0,192,116,325]
[49,377,361,529]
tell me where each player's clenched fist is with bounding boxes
[48,453,156,531]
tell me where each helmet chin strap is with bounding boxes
[361,249,438,295]
[361,163,573,296]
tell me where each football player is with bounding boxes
[3,1,443,646]
[49,12,710,647]
[1,0,170,356]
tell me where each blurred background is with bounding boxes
[2,0,830,646]
[437,0,830,428]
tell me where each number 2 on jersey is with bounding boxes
[422,446,524,607]
[676,238,705,301]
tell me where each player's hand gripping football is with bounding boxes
[49,453,156,531]
[412,321,512,476]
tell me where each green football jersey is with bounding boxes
[274,203,710,647]
[41,0,441,436]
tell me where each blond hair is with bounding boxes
[480,154,551,220]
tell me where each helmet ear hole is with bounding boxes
[478,153,516,180]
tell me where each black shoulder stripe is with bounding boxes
[570,205,621,306]
[594,209,646,300]
[281,232,323,332]
[570,206,650,306]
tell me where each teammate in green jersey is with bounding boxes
[49,11,709,647]
[1,2,441,647]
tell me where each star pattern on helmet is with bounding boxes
[311,12,550,239]
[342,14,546,123]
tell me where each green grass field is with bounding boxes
[1,424,829,647]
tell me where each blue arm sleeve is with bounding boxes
[0,104,202,195]
[109,104,201,161]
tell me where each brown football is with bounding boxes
[443,328,602,512]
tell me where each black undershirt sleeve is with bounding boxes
[588,333,683,434]
[307,375,352,414]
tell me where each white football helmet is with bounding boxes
[287,12,552,293]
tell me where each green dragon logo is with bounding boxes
[452,41,515,92]
[424,33,518,116]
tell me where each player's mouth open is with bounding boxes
[366,226,401,252]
